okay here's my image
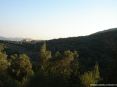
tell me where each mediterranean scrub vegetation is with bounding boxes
[0,42,100,87]
[0,28,117,87]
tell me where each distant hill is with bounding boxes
[0,36,32,41]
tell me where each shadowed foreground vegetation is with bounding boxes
[0,43,100,87]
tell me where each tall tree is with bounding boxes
[39,42,51,70]
[40,42,51,62]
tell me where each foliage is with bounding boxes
[54,51,62,59]
[0,43,5,52]
[80,64,100,87]
[8,54,33,81]
[0,52,8,73]
[39,42,51,65]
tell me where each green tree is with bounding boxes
[0,52,20,87]
[0,44,5,52]
[40,42,51,62]
[93,63,100,82]
[8,54,33,81]
[80,63,100,87]
[51,50,78,79]
[0,52,8,73]
[54,51,62,60]
[63,50,74,64]
[39,42,51,70]
[73,50,79,58]
[28,50,79,87]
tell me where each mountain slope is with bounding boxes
[45,28,117,82]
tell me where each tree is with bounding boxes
[54,51,62,60]
[80,63,100,87]
[51,50,78,79]
[40,42,51,62]
[61,50,78,66]
[0,52,8,73]
[73,50,79,58]
[0,52,20,87]
[63,50,74,64]
[70,59,80,86]
[39,42,51,70]
[8,54,33,81]
[0,44,5,52]
[93,63,100,82]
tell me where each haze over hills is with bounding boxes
[0,28,117,42]
[0,36,33,41]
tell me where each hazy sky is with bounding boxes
[0,0,117,40]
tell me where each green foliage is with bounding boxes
[80,63,100,87]
[8,54,33,81]
[73,50,79,58]
[93,63,100,81]
[0,43,5,52]
[39,42,52,71]
[54,51,62,59]
[27,48,80,87]
[80,71,95,87]
[63,50,75,63]
[0,52,8,73]
[71,59,79,77]
[40,42,51,64]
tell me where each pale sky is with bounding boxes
[0,0,117,40]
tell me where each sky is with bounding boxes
[0,0,117,40]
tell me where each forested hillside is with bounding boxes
[0,28,117,87]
